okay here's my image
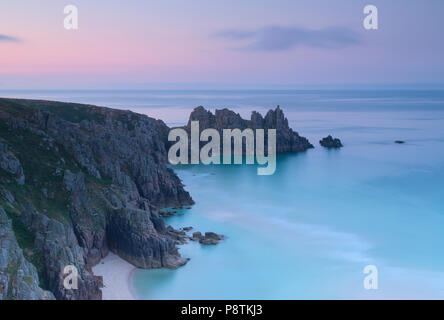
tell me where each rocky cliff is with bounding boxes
[0,99,312,300]
[183,106,313,153]
[0,98,193,300]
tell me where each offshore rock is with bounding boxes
[0,208,54,300]
[199,232,224,245]
[183,105,313,154]
[319,135,343,148]
[190,231,224,245]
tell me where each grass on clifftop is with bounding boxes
[0,98,106,124]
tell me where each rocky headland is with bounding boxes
[0,98,312,300]
[0,98,193,300]
[181,105,314,153]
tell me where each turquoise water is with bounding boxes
[132,109,444,299]
[1,89,444,298]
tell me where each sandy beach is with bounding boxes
[92,252,137,300]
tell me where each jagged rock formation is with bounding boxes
[0,98,194,300]
[183,106,313,154]
[164,228,225,245]
[0,208,54,300]
[319,135,343,148]
[191,232,224,245]
[106,206,189,269]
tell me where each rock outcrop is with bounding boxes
[19,204,103,300]
[0,98,194,300]
[107,207,189,269]
[0,208,54,300]
[191,231,224,245]
[319,135,343,148]
[0,139,25,185]
[182,106,313,154]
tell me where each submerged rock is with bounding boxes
[320,135,343,148]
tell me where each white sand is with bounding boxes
[92,252,137,300]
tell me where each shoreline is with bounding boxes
[92,252,138,300]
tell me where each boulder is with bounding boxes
[191,231,203,241]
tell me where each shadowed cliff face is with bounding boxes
[0,98,193,300]
[183,106,313,153]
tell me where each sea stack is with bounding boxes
[182,105,314,153]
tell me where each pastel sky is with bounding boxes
[1,0,444,89]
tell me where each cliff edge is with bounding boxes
[0,98,193,299]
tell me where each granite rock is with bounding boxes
[0,208,54,300]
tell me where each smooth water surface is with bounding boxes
[2,89,444,298]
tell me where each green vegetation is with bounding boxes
[1,201,46,289]
[0,98,106,124]
[0,110,114,224]
[0,99,35,117]
[3,204,34,249]
[34,102,106,124]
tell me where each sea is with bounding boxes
[1,89,444,299]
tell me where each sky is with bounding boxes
[0,0,444,89]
